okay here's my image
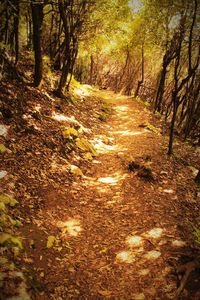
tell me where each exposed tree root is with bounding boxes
[175,259,200,299]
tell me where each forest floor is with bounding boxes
[1,83,200,300]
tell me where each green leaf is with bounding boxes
[0,233,22,248]
[0,194,18,207]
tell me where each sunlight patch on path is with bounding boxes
[74,84,92,97]
[171,240,186,247]
[115,105,130,112]
[126,235,143,247]
[98,177,119,184]
[57,218,82,237]
[116,250,135,263]
[116,228,165,267]
[112,129,148,136]
[97,172,127,186]
[92,137,127,153]
[0,124,8,137]
[145,228,163,239]
[144,250,161,260]
[0,170,7,179]
[83,172,127,189]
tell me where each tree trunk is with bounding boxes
[195,170,200,185]
[31,1,44,88]
[154,62,167,112]
[89,55,94,85]
[168,97,178,155]
[57,0,71,96]
[14,0,20,65]
[134,42,144,97]
[58,53,71,96]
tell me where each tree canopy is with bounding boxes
[0,0,200,151]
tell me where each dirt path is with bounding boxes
[16,92,199,299]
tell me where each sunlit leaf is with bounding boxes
[98,290,112,297]
[76,138,98,156]
[0,144,11,153]
[83,152,93,160]
[70,165,83,176]
[0,202,6,211]
[63,127,78,138]
[47,235,56,248]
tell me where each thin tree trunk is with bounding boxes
[14,0,20,65]
[31,1,44,87]
[168,97,178,155]
[57,0,71,96]
[135,42,144,97]
[89,54,94,85]
[49,10,54,58]
[195,170,200,185]
[154,63,167,112]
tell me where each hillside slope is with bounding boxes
[0,83,200,299]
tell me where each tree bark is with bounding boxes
[31,0,44,88]
[168,95,178,155]
[57,0,71,96]
[195,170,200,184]
[135,42,144,97]
[14,0,20,65]
[89,54,94,85]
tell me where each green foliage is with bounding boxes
[0,194,18,207]
[193,227,200,245]
[0,194,22,254]
[0,233,22,249]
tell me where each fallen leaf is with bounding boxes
[98,290,112,297]
[70,165,83,176]
[63,127,78,138]
[47,235,56,248]
[0,144,11,153]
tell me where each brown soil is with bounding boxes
[1,86,200,300]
